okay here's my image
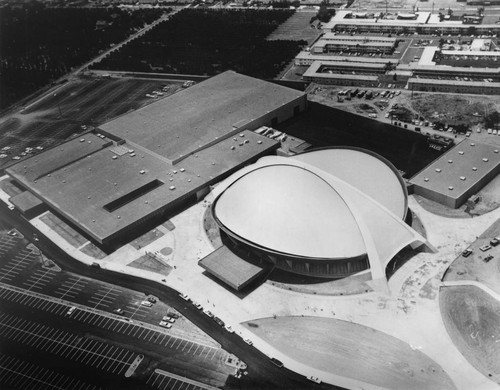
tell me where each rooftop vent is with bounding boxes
[435,168,442,172]
[180,168,185,172]
[448,160,453,163]
[460,176,466,181]
[112,156,117,160]
[257,141,262,144]
[424,177,429,182]
[458,151,464,155]
[470,143,475,146]
[472,167,477,171]
[140,170,146,174]
[448,186,454,190]
[169,186,176,191]
[483,158,489,162]
[80,139,85,142]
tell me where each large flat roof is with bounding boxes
[99,71,304,163]
[7,130,278,243]
[410,140,500,200]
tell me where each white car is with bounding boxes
[141,300,153,307]
[159,321,172,329]
[203,309,214,318]
[193,302,202,310]
[67,306,76,316]
[225,325,234,333]
[179,293,190,301]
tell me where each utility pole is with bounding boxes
[54,93,62,118]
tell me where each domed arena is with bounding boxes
[210,147,434,282]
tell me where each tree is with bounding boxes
[316,6,335,23]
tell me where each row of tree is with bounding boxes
[0,2,165,110]
[92,9,306,80]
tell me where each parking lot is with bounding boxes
[0,353,102,390]
[0,311,137,377]
[0,77,183,171]
[0,284,224,363]
[0,229,237,389]
[0,233,158,321]
[147,369,216,390]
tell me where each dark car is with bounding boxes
[462,249,473,257]
[490,238,499,247]
[214,317,225,327]
[483,255,494,263]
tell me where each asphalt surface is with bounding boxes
[0,203,343,390]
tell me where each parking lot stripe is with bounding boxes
[130,326,141,337]
[209,349,218,360]
[0,354,101,390]
[137,328,147,339]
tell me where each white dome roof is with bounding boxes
[214,164,366,259]
[291,148,407,219]
[212,148,433,274]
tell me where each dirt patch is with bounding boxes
[410,93,500,128]
[128,254,172,275]
[439,285,500,384]
[163,220,176,231]
[160,247,173,256]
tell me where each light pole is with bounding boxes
[54,93,62,118]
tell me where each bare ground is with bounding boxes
[439,285,500,385]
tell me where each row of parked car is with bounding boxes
[462,237,499,261]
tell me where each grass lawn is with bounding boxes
[244,316,455,390]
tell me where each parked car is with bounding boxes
[159,321,172,329]
[166,310,180,319]
[214,317,225,327]
[113,308,125,315]
[490,238,500,247]
[462,249,473,257]
[141,300,153,307]
[479,244,492,252]
[483,255,494,263]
